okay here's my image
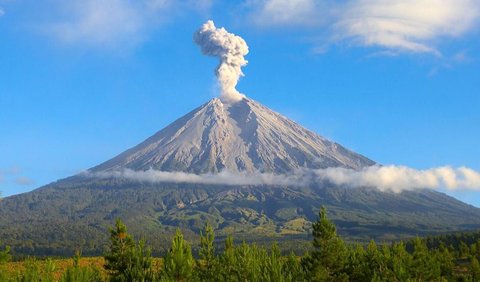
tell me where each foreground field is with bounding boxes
[0,257,164,281]
[0,258,106,281]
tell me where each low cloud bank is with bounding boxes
[89,169,301,186]
[314,166,480,193]
[86,165,480,193]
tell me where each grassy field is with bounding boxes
[0,257,163,281]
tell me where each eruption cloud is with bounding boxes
[194,20,249,103]
[87,165,480,193]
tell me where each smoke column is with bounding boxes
[194,20,249,103]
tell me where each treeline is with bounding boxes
[1,207,480,281]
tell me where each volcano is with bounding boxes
[92,98,374,174]
[1,98,479,256]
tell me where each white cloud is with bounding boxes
[247,0,480,54]
[45,0,212,48]
[88,169,303,186]
[0,8,4,16]
[247,0,324,27]
[335,0,480,54]
[0,167,35,186]
[314,165,480,193]
[87,165,480,193]
[14,176,35,186]
[49,0,147,48]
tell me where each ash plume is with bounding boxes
[194,20,249,103]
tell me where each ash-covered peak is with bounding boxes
[91,98,374,174]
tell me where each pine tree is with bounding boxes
[104,219,154,281]
[470,256,480,281]
[344,244,366,281]
[390,242,411,281]
[263,243,284,282]
[163,229,195,282]
[364,240,381,280]
[219,235,237,280]
[303,206,347,281]
[460,241,470,258]
[436,243,454,279]
[411,237,441,281]
[0,242,11,264]
[196,223,217,281]
[283,252,306,282]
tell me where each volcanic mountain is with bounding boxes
[1,98,479,256]
[92,98,374,174]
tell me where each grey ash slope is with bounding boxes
[91,98,374,174]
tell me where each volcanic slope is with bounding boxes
[91,98,375,173]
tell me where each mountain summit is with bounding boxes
[92,98,374,174]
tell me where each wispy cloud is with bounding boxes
[247,0,480,55]
[48,0,149,48]
[334,0,480,54]
[246,0,326,27]
[86,165,480,193]
[14,176,35,186]
[88,169,302,186]
[0,166,35,186]
[43,0,213,49]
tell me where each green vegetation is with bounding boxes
[2,207,480,281]
[0,243,11,264]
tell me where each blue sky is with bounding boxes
[1,0,479,206]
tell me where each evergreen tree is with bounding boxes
[234,242,263,281]
[303,206,347,281]
[218,235,236,280]
[436,243,454,279]
[0,242,11,264]
[390,242,411,282]
[263,243,284,282]
[128,239,156,281]
[196,223,217,281]
[460,241,470,258]
[283,252,306,282]
[163,229,194,282]
[344,244,366,282]
[411,237,441,281]
[470,256,480,281]
[364,240,382,280]
[104,219,154,282]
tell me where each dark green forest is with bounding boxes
[2,207,480,281]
